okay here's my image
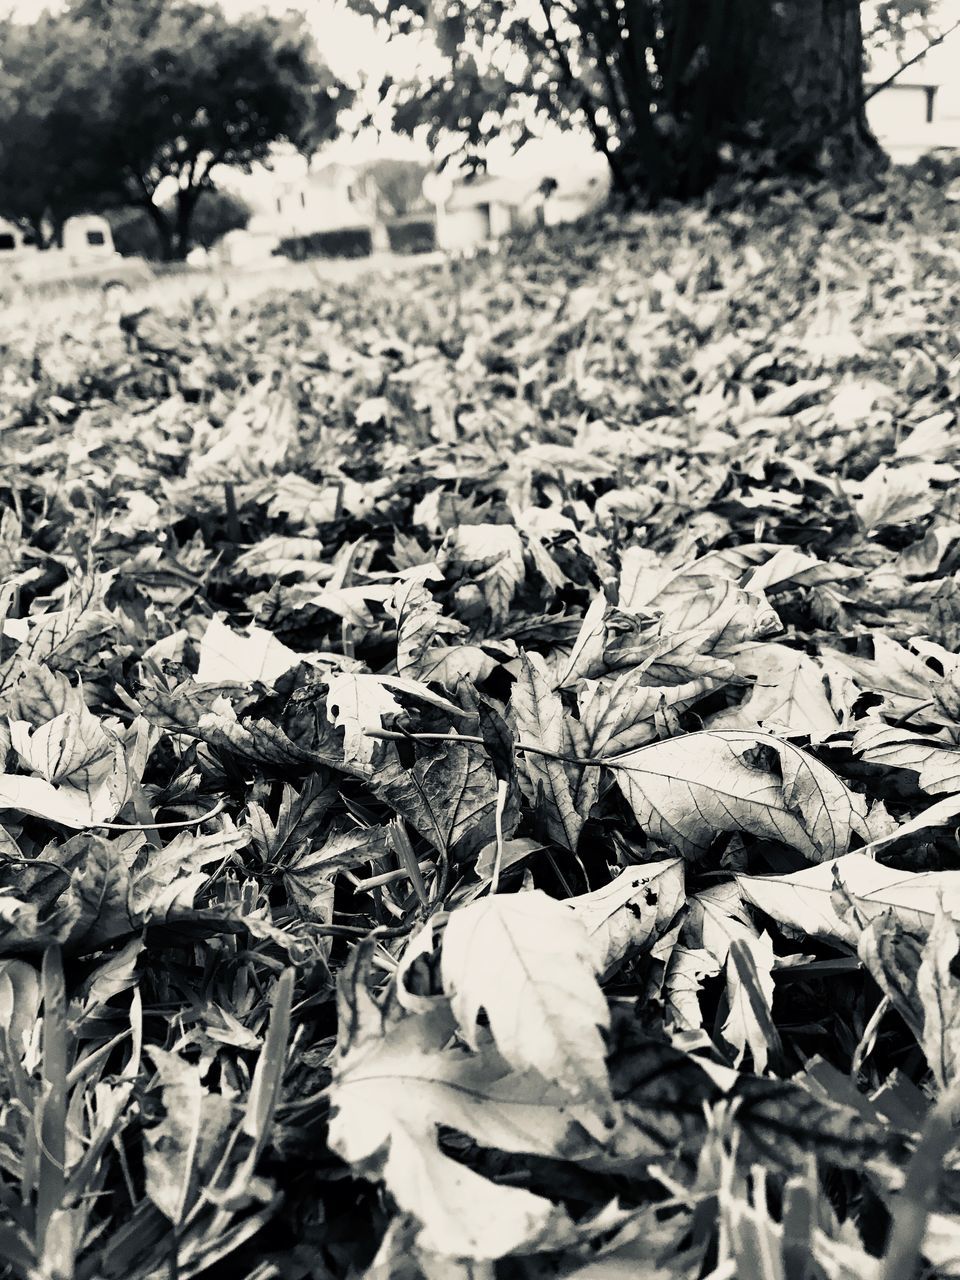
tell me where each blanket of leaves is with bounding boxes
[5,173,960,1280]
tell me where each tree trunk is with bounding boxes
[606,0,883,203]
[743,0,882,174]
[141,198,174,260]
[171,188,196,261]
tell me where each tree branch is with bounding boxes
[535,0,618,173]
[864,16,960,103]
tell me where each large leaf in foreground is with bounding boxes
[328,960,600,1260]
[440,890,610,1097]
[611,731,869,862]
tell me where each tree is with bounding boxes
[347,0,934,203]
[363,158,430,217]
[0,12,115,245]
[0,1,348,259]
[108,188,252,260]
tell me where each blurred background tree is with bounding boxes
[108,189,252,260]
[364,157,431,215]
[0,0,348,258]
[346,0,946,203]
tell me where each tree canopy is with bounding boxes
[0,0,347,258]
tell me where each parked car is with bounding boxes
[0,214,154,300]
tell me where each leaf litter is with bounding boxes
[3,175,960,1276]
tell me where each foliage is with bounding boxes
[108,189,252,260]
[5,171,960,1276]
[0,10,113,244]
[0,0,345,258]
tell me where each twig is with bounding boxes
[363,727,607,769]
[864,19,960,104]
[83,798,226,832]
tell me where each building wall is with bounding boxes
[866,84,932,138]
[437,206,490,250]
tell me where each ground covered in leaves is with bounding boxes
[4,174,960,1280]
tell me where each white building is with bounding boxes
[245,157,381,239]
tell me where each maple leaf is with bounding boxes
[243,773,336,864]
[511,652,596,851]
[916,908,960,1093]
[371,691,519,863]
[441,890,611,1097]
[143,1048,235,1228]
[723,934,780,1074]
[822,635,947,727]
[282,825,394,911]
[439,524,526,626]
[611,730,869,862]
[325,672,404,766]
[852,461,940,532]
[578,669,720,756]
[196,615,304,686]
[852,722,960,795]
[706,643,839,740]
[389,576,468,680]
[665,881,766,1033]
[328,950,605,1259]
[564,859,685,979]
[736,853,960,948]
[1,715,151,828]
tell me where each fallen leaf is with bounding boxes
[441,890,610,1097]
[737,853,960,947]
[611,730,869,862]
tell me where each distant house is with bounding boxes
[531,168,610,228]
[248,159,381,239]
[435,164,610,251]
[0,213,115,257]
[436,175,533,250]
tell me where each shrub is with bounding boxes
[386,217,436,254]
[276,226,373,260]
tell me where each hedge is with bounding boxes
[386,217,436,255]
[276,226,373,260]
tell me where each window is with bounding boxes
[0,233,16,251]
[300,191,306,208]
[86,229,105,246]
[276,197,282,214]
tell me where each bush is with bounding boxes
[276,226,373,260]
[108,207,164,259]
[386,217,436,254]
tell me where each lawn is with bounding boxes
[3,172,960,1280]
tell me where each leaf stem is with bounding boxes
[82,798,226,832]
[363,728,608,769]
